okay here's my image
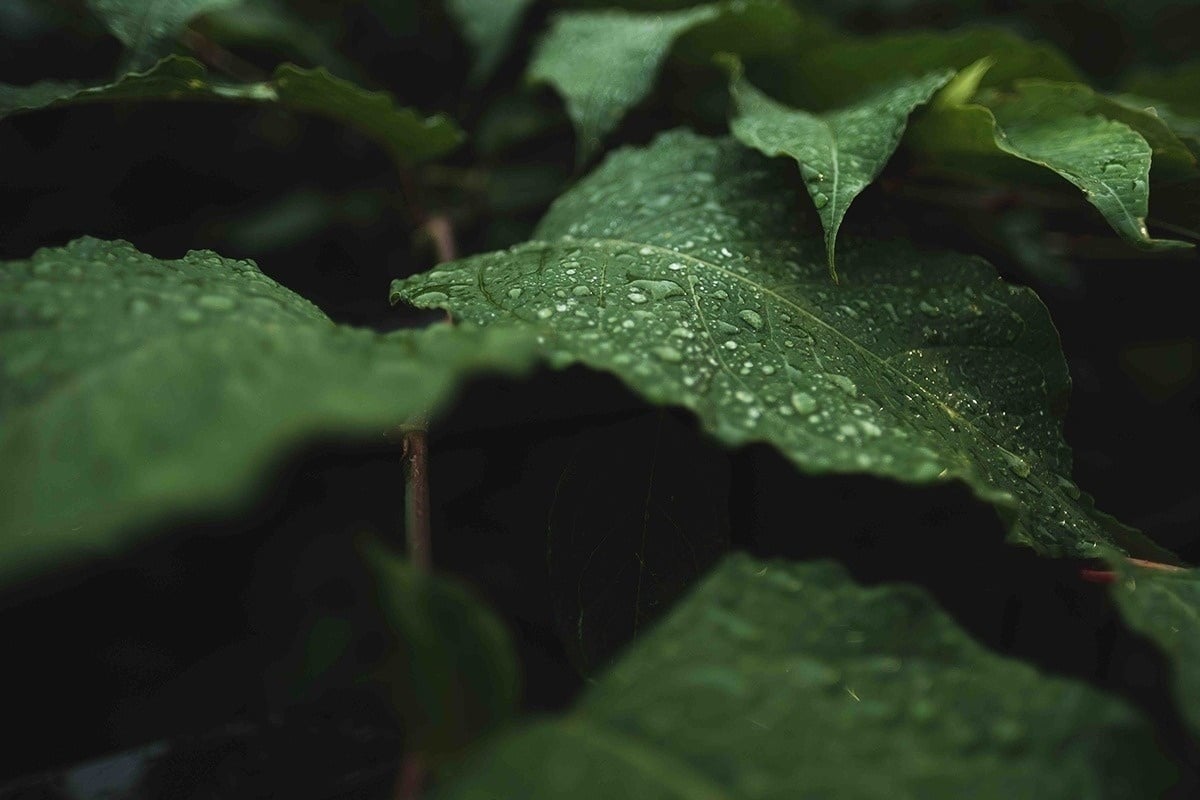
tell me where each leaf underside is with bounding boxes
[433,554,1173,799]
[0,238,535,585]
[392,130,1172,562]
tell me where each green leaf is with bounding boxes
[909,67,1192,250]
[529,5,720,160]
[433,554,1174,798]
[0,238,536,586]
[528,0,812,161]
[447,0,536,83]
[1107,557,1200,739]
[362,537,520,754]
[726,59,953,279]
[392,130,1175,561]
[771,27,1081,110]
[0,56,463,166]
[89,0,242,70]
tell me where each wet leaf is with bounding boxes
[446,0,536,83]
[0,55,463,166]
[909,65,1192,250]
[0,238,536,585]
[432,554,1174,798]
[392,130,1174,561]
[726,59,953,278]
[89,0,240,70]
[1107,556,1200,739]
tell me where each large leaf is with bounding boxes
[433,554,1174,798]
[89,0,242,70]
[446,0,536,83]
[528,0,811,160]
[392,130,1176,561]
[0,238,535,585]
[909,65,1191,250]
[1108,557,1200,739]
[726,60,953,278]
[0,56,462,166]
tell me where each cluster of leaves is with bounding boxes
[2,0,1199,794]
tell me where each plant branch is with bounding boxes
[402,428,432,571]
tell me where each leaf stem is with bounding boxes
[402,428,432,572]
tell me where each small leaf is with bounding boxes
[432,554,1174,798]
[392,130,1175,561]
[910,67,1192,250]
[0,238,536,586]
[0,56,463,166]
[528,0,812,161]
[89,0,242,71]
[361,537,520,754]
[1107,555,1200,739]
[529,4,720,161]
[726,58,953,279]
[446,0,536,83]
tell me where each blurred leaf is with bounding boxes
[393,130,1175,561]
[0,55,463,166]
[771,26,1080,110]
[528,0,811,161]
[1122,62,1200,118]
[726,57,952,278]
[197,0,362,79]
[1108,556,1200,739]
[909,65,1192,250]
[446,0,536,83]
[433,554,1174,798]
[89,0,243,70]
[362,538,520,754]
[0,238,536,586]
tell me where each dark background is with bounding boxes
[1,0,1198,796]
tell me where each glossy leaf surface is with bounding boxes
[0,239,535,585]
[393,130,1170,560]
[0,56,463,166]
[728,63,953,277]
[433,554,1173,798]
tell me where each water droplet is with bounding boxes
[735,389,755,403]
[738,309,763,330]
[177,308,203,324]
[723,340,738,350]
[537,307,554,319]
[652,345,682,363]
[414,291,449,305]
[918,300,941,317]
[1003,450,1031,478]
[572,285,591,296]
[790,392,817,414]
[800,164,824,183]
[128,298,153,316]
[826,374,858,397]
[628,279,684,301]
[197,294,236,312]
[507,287,523,299]
[1102,162,1125,174]
[812,192,829,209]
[627,292,649,304]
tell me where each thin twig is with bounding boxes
[393,751,426,800]
[402,429,432,571]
